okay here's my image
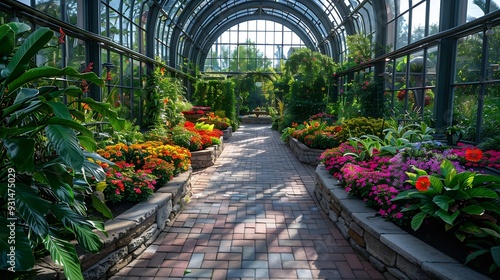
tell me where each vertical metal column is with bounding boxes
[433,0,460,131]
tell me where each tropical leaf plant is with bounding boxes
[392,159,500,273]
[0,23,123,279]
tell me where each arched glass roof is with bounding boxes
[152,0,369,71]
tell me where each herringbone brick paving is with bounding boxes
[110,124,385,279]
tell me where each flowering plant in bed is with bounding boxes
[319,122,500,275]
[95,141,190,203]
[95,161,156,203]
[198,112,231,130]
[290,119,342,149]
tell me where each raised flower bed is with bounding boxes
[314,164,490,280]
[35,169,193,279]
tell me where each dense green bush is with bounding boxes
[194,79,238,130]
[335,117,387,143]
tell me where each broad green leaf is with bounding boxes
[13,88,38,104]
[7,66,104,93]
[45,117,93,138]
[76,98,126,131]
[440,159,455,177]
[411,212,426,231]
[50,204,103,253]
[429,176,443,193]
[491,246,500,267]
[480,202,500,215]
[462,205,485,215]
[41,165,75,205]
[391,189,419,201]
[481,228,500,239]
[0,217,35,271]
[15,183,51,236]
[6,22,31,35]
[77,135,97,152]
[69,109,86,122]
[433,195,455,211]
[472,174,500,186]
[2,27,53,85]
[436,209,459,225]
[465,187,499,199]
[47,101,72,119]
[81,159,106,182]
[421,203,439,214]
[62,86,85,97]
[42,234,83,280]
[45,125,84,170]
[459,222,482,235]
[0,25,15,56]
[465,249,489,264]
[91,192,114,220]
[2,137,35,173]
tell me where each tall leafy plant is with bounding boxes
[0,23,124,279]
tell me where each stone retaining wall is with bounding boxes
[35,169,193,280]
[190,137,224,169]
[240,116,272,124]
[288,136,324,165]
[314,164,491,280]
[223,127,232,140]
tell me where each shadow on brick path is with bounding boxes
[110,124,385,280]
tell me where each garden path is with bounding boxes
[111,124,384,279]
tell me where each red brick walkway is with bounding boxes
[111,124,385,279]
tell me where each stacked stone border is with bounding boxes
[240,116,272,124]
[190,136,224,169]
[314,164,491,280]
[288,136,323,165]
[35,168,193,280]
[222,127,232,140]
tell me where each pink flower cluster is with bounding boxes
[452,145,500,170]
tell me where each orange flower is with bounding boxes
[465,148,483,162]
[58,27,65,44]
[415,176,431,191]
[163,98,169,104]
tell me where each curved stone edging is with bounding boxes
[314,164,491,280]
[288,136,324,165]
[190,137,224,169]
[34,168,193,280]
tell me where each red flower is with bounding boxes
[58,27,65,44]
[105,71,112,81]
[465,148,483,162]
[83,62,94,73]
[397,90,406,100]
[415,176,431,191]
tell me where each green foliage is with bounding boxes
[194,78,238,130]
[282,48,340,127]
[344,122,437,159]
[335,117,387,143]
[392,159,500,272]
[478,136,500,151]
[143,65,189,129]
[0,23,121,279]
[345,34,372,65]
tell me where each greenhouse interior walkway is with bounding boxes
[110,124,385,280]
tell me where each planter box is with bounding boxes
[35,169,193,280]
[190,137,224,169]
[184,113,204,123]
[241,115,272,124]
[288,136,324,165]
[222,126,232,140]
[314,164,491,280]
